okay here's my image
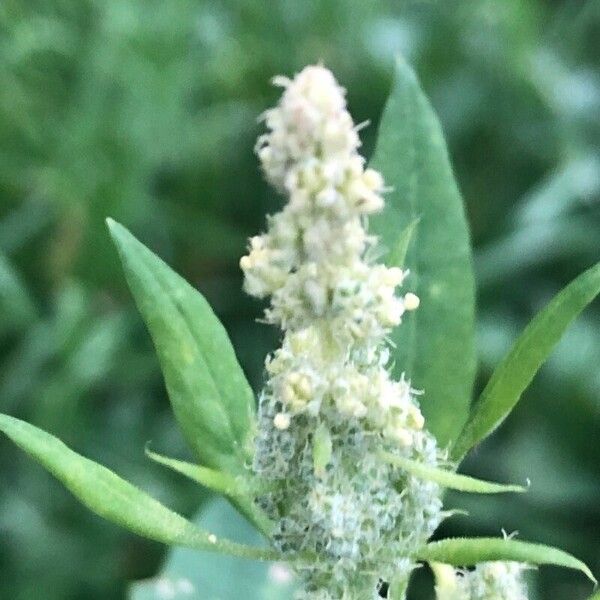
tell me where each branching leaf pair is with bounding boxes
[0,414,275,561]
[0,219,275,562]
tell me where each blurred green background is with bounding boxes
[0,0,598,598]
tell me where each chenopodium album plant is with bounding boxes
[1,59,599,600]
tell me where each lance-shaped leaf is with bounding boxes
[107,219,255,475]
[0,414,277,561]
[380,451,526,494]
[145,448,273,537]
[370,56,476,447]
[453,261,600,461]
[386,218,419,271]
[417,537,596,584]
[145,447,248,498]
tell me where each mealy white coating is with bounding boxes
[243,65,443,599]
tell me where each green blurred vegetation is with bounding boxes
[0,1,598,598]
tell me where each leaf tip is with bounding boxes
[105,219,138,265]
[392,53,418,85]
[105,217,125,240]
[586,567,598,586]
[105,217,123,246]
[105,217,121,238]
[393,52,409,69]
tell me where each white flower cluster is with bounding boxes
[240,65,415,341]
[244,65,442,599]
[263,327,425,446]
[435,562,529,600]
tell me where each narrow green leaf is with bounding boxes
[370,56,476,447]
[145,447,246,498]
[417,537,596,584]
[453,262,600,461]
[380,451,526,494]
[587,591,600,600]
[0,414,278,560]
[145,447,273,537]
[386,218,419,270]
[312,422,332,478]
[106,218,255,475]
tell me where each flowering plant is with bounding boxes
[1,59,598,599]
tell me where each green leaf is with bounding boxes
[417,537,596,584]
[107,218,255,475]
[312,422,332,478]
[145,446,248,498]
[379,451,526,494]
[145,447,272,537]
[386,218,419,270]
[453,262,600,461]
[0,414,278,561]
[370,56,476,447]
[129,498,296,599]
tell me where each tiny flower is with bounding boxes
[404,292,421,311]
[408,405,425,430]
[273,412,291,430]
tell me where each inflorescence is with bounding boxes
[241,65,528,600]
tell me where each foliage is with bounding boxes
[2,55,599,599]
[453,262,600,461]
[0,1,598,599]
[370,56,476,448]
